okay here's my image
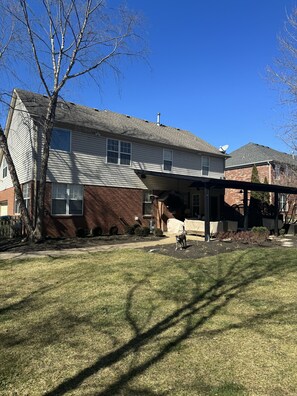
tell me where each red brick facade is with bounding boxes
[0,186,15,215]
[225,164,297,221]
[225,164,271,206]
[43,184,147,237]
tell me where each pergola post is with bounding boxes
[274,192,279,236]
[204,184,210,242]
[243,189,249,231]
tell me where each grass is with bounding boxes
[1,247,297,395]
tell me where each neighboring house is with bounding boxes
[0,89,227,237]
[225,142,297,221]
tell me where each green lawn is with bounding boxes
[1,247,297,395]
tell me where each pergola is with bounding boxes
[136,170,297,241]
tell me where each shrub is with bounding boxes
[91,226,102,237]
[217,229,269,244]
[124,223,141,235]
[124,225,135,235]
[279,228,286,237]
[154,228,163,237]
[134,226,150,237]
[76,228,86,238]
[109,226,118,235]
[251,226,269,242]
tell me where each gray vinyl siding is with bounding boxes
[46,128,225,187]
[0,98,34,190]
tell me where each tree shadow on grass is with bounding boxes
[42,248,297,395]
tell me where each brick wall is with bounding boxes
[44,183,146,237]
[0,187,16,215]
[225,165,271,206]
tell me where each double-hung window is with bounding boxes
[50,128,71,152]
[163,149,173,171]
[52,183,83,215]
[14,182,31,214]
[107,139,131,165]
[143,190,153,216]
[2,158,7,179]
[202,156,210,176]
[279,193,288,212]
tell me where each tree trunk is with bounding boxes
[33,95,58,241]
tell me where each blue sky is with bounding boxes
[84,0,297,154]
[3,0,297,154]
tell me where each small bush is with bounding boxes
[76,228,86,238]
[154,228,163,237]
[134,226,150,237]
[124,223,141,235]
[279,228,286,237]
[109,226,118,235]
[251,226,269,242]
[217,229,269,244]
[91,226,102,237]
[124,225,135,235]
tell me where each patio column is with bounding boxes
[243,189,249,231]
[204,184,210,242]
[274,192,279,236]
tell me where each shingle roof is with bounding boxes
[226,142,297,168]
[15,89,225,157]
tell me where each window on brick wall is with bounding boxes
[52,183,83,215]
[14,182,31,214]
[279,193,289,212]
[143,190,153,216]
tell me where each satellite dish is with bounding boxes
[219,144,229,153]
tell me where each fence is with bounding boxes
[0,216,24,238]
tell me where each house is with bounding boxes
[225,142,297,222]
[0,89,228,237]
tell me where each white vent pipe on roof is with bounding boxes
[157,112,161,126]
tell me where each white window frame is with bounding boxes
[106,138,132,166]
[2,158,7,179]
[52,183,84,216]
[279,193,289,212]
[143,190,153,217]
[163,149,173,172]
[14,182,31,215]
[50,128,72,152]
[201,156,210,176]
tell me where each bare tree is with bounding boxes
[0,0,145,241]
[268,6,297,152]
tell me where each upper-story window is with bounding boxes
[107,139,131,165]
[50,128,71,152]
[202,156,210,176]
[2,158,7,179]
[163,149,173,171]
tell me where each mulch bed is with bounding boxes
[0,234,295,259]
[143,239,278,260]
